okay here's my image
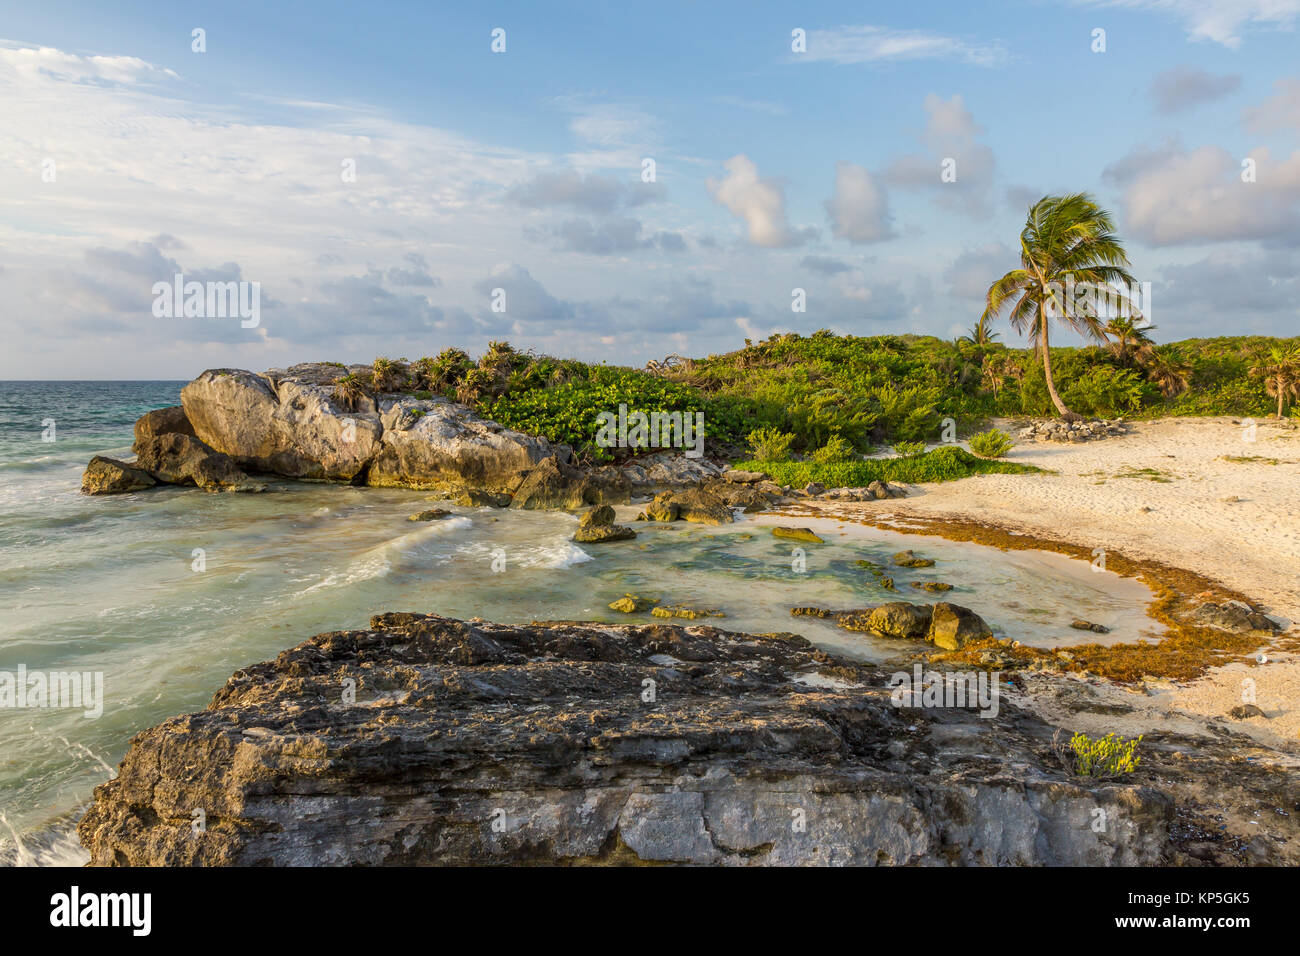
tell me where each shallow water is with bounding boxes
[0,382,1164,865]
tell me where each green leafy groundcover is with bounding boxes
[735,446,1041,486]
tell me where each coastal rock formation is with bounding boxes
[1188,601,1280,634]
[180,368,382,481]
[367,396,553,492]
[132,406,195,453]
[133,433,259,492]
[572,504,636,543]
[802,601,993,651]
[77,612,1172,866]
[509,456,631,510]
[929,602,994,651]
[81,456,156,495]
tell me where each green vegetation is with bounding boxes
[809,434,856,464]
[736,446,1040,487]
[1249,343,1300,418]
[968,428,1014,459]
[335,330,1296,462]
[746,426,795,462]
[892,440,926,458]
[1059,731,1143,779]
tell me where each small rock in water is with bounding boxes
[910,581,953,593]
[408,508,452,521]
[573,524,636,543]
[892,550,935,568]
[772,526,824,543]
[651,604,724,620]
[1069,619,1111,633]
[609,594,657,613]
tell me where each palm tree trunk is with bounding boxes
[1039,306,1074,418]
[1279,389,1285,419]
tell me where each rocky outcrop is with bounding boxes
[509,457,631,510]
[134,433,261,492]
[132,406,195,453]
[804,601,993,651]
[1188,601,1280,634]
[77,612,1173,866]
[367,397,553,492]
[81,456,156,495]
[573,505,636,543]
[181,368,382,481]
[929,602,993,650]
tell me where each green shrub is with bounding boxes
[737,446,1039,488]
[892,440,926,458]
[747,427,795,462]
[968,428,1014,459]
[1058,732,1143,779]
[810,434,855,464]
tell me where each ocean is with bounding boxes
[0,381,1162,865]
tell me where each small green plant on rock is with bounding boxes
[1056,730,1143,779]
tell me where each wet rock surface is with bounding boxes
[78,612,1184,866]
[81,456,156,495]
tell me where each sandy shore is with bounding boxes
[835,416,1300,746]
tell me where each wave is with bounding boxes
[295,515,474,596]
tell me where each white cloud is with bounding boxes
[1245,76,1300,131]
[1105,142,1300,244]
[881,94,997,216]
[707,154,808,248]
[824,162,894,243]
[1072,1,1300,48]
[798,25,1007,67]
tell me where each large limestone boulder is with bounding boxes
[81,456,156,495]
[510,457,630,510]
[666,486,734,525]
[366,396,553,492]
[134,433,261,492]
[132,406,195,454]
[928,602,993,651]
[863,602,934,640]
[180,368,381,481]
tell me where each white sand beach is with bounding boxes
[826,416,1300,745]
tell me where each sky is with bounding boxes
[1,0,1298,378]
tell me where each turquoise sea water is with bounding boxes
[0,382,1164,865]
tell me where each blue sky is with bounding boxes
[2,0,1298,377]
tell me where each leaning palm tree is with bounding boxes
[1249,344,1300,418]
[983,193,1139,419]
[1104,316,1157,368]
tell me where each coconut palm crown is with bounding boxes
[982,193,1139,419]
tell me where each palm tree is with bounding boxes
[961,313,1000,345]
[982,194,1139,419]
[1249,345,1300,418]
[1143,350,1191,398]
[1104,316,1157,368]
